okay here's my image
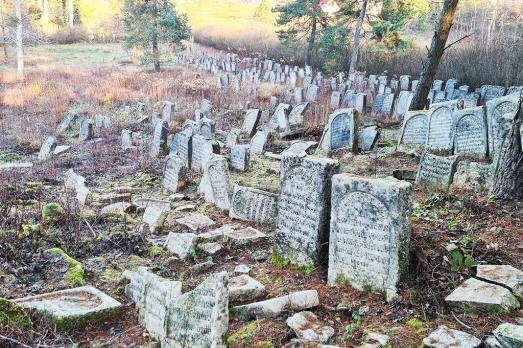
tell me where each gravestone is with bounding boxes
[328,176,411,299]
[381,93,395,115]
[281,140,318,155]
[453,106,488,159]
[486,93,521,164]
[330,91,341,109]
[198,154,231,210]
[200,99,212,117]
[57,111,79,133]
[358,125,380,151]
[432,80,443,91]
[241,109,261,137]
[191,135,219,172]
[178,132,192,168]
[226,128,241,148]
[229,144,250,171]
[317,109,359,154]
[426,101,461,152]
[371,94,385,115]
[94,114,111,129]
[270,103,291,132]
[399,75,410,90]
[463,93,479,108]
[229,185,279,224]
[121,129,133,149]
[275,154,339,266]
[393,91,413,119]
[162,101,175,123]
[250,131,269,155]
[480,85,506,104]
[164,272,228,348]
[343,90,356,108]
[294,87,304,104]
[169,133,180,155]
[397,111,429,149]
[306,84,319,102]
[150,120,169,157]
[162,155,186,193]
[416,153,458,189]
[288,102,309,126]
[64,169,90,207]
[354,93,367,114]
[39,136,58,161]
[79,119,94,141]
[198,117,216,139]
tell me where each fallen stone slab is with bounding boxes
[224,226,267,245]
[95,193,132,205]
[477,265,523,293]
[0,162,33,170]
[231,290,319,320]
[132,197,170,211]
[228,275,266,302]
[17,286,122,331]
[445,278,520,314]
[360,332,390,348]
[199,242,223,255]
[53,145,71,156]
[140,206,169,234]
[422,325,480,348]
[286,311,335,343]
[164,232,197,260]
[492,323,523,347]
[234,264,251,275]
[198,225,237,242]
[173,204,197,212]
[99,202,132,218]
[176,214,215,231]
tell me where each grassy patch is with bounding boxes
[0,297,33,330]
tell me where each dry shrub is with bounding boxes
[48,26,89,44]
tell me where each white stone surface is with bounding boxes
[286,311,335,343]
[164,232,197,260]
[422,325,480,348]
[228,275,266,302]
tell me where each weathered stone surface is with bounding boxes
[422,326,480,348]
[231,290,319,320]
[282,140,318,156]
[242,109,261,137]
[415,153,458,190]
[224,226,267,245]
[198,154,231,210]
[358,125,380,151]
[99,202,132,218]
[328,176,411,299]
[198,224,237,242]
[288,102,309,126]
[150,120,169,157]
[39,136,58,161]
[480,85,506,104]
[79,119,94,141]
[397,111,429,150]
[234,264,251,275]
[64,169,91,207]
[275,154,339,266]
[177,131,192,168]
[0,162,33,170]
[162,101,175,123]
[164,232,197,260]
[452,160,492,192]
[17,286,122,331]
[477,265,523,293]
[164,272,228,348]
[199,242,223,255]
[133,198,170,211]
[94,114,111,129]
[191,135,219,172]
[250,131,270,155]
[427,102,459,152]
[286,311,335,343]
[176,214,215,232]
[492,323,523,347]
[228,275,266,302]
[226,128,241,148]
[317,109,359,154]
[162,155,186,194]
[229,185,278,224]
[141,205,169,234]
[230,145,250,171]
[271,103,292,132]
[453,107,488,159]
[121,129,133,149]
[393,91,413,119]
[361,332,390,348]
[198,117,216,139]
[57,111,79,133]
[54,145,71,155]
[445,278,520,313]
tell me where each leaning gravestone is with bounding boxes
[64,169,90,207]
[453,106,488,159]
[480,85,506,105]
[288,102,309,126]
[169,133,180,155]
[275,154,339,266]
[328,176,411,300]
[270,103,291,132]
[281,140,318,155]
[330,91,341,108]
[229,185,279,224]
[162,155,186,193]
[164,272,228,348]
[198,117,216,139]
[79,119,94,141]
[191,135,219,172]
[426,101,462,152]
[229,145,250,171]
[241,109,261,137]
[177,131,192,168]
[393,91,413,119]
[397,110,429,150]
[250,131,269,155]
[162,101,175,123]
[38,136,58,161]
[57,111,79,133]
[371,94,385,116]
[317,109,359,154]
[150,120,169,157]
[486,92,521,163]
[381,93,394,115]
[198,154,231,210]
[416,152,458,190]
[358,125,380,151]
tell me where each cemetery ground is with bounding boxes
[1,46,523,347]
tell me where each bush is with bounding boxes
[48,26,88,44]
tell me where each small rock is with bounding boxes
[234,264,251,275]
[99,202,132,218]
[168,193,185,201]
[224,226,267,245]
[422,325,481,348]
[163,233,197,260]
[53,145,71,156]
[200,242,223,255]
[361,332,390,347]
[96,193,132,205]
[174,204,197,212]
[477,264,523,293]
[175,214,215,232]
[286,311,335,343]
[228,275,266,302]
[493,323,523,347]
[190,260,214,274]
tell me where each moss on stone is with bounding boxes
[45,248,85,287]
[270,250,314,276]
[227,320,258,345]
[407,318,424,329]
[42,203,63,223]
[150,246,165,256]
[0,297,33,330]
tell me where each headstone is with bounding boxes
[317,109,359,154]
[463,93,480,108]
[176,214,215,232]
[286,311,335,343]
[399,75,410,90]
[224,226,267,245]
[381,93,394,115]
[270,103,291,132]
[397,111,429,149]
[94,114,111,129]
[79,119,94,141]
[426,101,461,152]
[453,106,488,158]
[480,85,506,104]
[198,117,216,139]
[150,120,169,157]
[415,153,458,189]
[274,154,339,266]
[162,155,186,193]
[281,140,318,155]
[121,129,133,149]
[371,94,385,115]
[358,125,380,151]
[288,102,309,126]
[169,133,180,155]
[191,135,218,172]
[486,93,521,163]
[354,93,367,114]
[250,131,269,155]
[432,80,443,91]
[178,132,192,168]
[229,145,250,171]
[305,84,319,102]
[452,160,493,192]
[164,232,197,260]
[294,87,304,104]
[198,154,231,210]
[241,109,261,137]
[228,275,266,302]
[38,136,58,161]
[393,91,413,119]
[225,128,241,148]
[57,111,78,133]
[64,169,90,207]
[229,185,278,224]
[330,91,341,108]
[162,101,175,123]
[492,323,523,347]
[328,176,411,299]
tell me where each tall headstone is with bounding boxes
[150,120,169,157]
[178,131,192,168]
[288,102,309,126]
[393,91,413,119]
[250,131,269,155]
[270,103,291,132]
[198,117,216,139]
[198,154,231,210]
[330,91,341,109]
[306,84,319,102]
[328,176,411,299]
[416,153,458,189]
[397,111,429,150]
[121,129,133,149]
[191,135,219,172]
[162,101,175,123]
[162,155,186,193]
[39,136,58,161]
[317,109,359,154]
[480,85,506,105]
[486,93,521,162]
[229,145,250,171]
[426,101,462,152]
[453,106,488,159]
[274,154,339,266]
[241,109,261,137]
[229,185,279,224]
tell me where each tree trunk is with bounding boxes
[306,15,317,66]
[349,0,368,73]
[14,0,24,80]
[152,0,160,72]
[410,0,459,110]
[42,0,48,21]
[492,99,523,200]
[68,0,73,27]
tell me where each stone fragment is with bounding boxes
[234,264,251,275]
[198,154,232,210]
[361,332,390,348]
[199,242,223,255]
[224,226,267,245]
[422,325,480,348]
[493,323,523,347]
[164,232,197,260]
[175,214,215,232]
[150,120,169,157]
[281,140,318,156]
[358,125,380,151]
[242,109,261,137]
[79,119,94,141]
[229,144,250,171]
[0,162,33,170]
[229,185,279,224]
[57,112,79,133]
[53,145,71,155]
[141,205,169,234]
[38,136,57,161]
[228,275,266,302]
[133,198,170,210]
[286,311,335,343]
[17,286,122,331]
[452,160,493,193]
[99,202,132,218]
[445,278,520,314]
[476,265,523,293]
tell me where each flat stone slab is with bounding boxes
[54,145,71,155]
[197,224,238,241]
[234,264,251,275]
[445,278,520,314]
[0,162,33,170]
[286,311,335,343]
[493,323,523,347]
[200,242,223,255]
[231,290,319,320]
[224,226,267,245]
[99,202,132,218]
[164,232,197,260]
[228,275,266,302]
[175,214,216,231]
[422,325,480,348]
[17,286,122,331]
[477,264,523,292]
[132,198,170,210]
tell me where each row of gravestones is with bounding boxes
[400,92,523,191]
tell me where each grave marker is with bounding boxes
[241,109,261,137]
[198,154,231,210]
[229,185,279,224]
[229,144,250,171]
[453,106,488,159]
[416,153,458,189]
[317,109,359,154]
[162,155,186,193]
[151,120,169,157]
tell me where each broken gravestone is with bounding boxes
[415,153,458,190]
[241,109,261,137]
[198,154,231,210]
[229,185,279,224]
[38,136,58,161]
[286,311,335,343]
[164,232,197,260]
[228,275,266,302]
[317,108,359,154]
[162,155,186,193]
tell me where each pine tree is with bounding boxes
[122,0,190,72]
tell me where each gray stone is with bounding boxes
[317,109,359,154]
[393,91,413,119]
[330,91,341,108]
[198,224,237,242]
[226,128,241,148]
[133,198,170,211]
[0,162,33,170]
[427,101,461,152]
[38,136,58,161]
[198,154,231,210]
[230,145,250,171]
[422,326,480,348]
[17,286,122,331]
[150,120,169,157]
[191,135,219,172]
[306,84,319,102]
[198,117,216,139]
[79,119,94,141]
[231,290,319,320]
[178,131,192,168]
[224,226,267,245]
[199,242,223,255]
[242,109,261,137]
[250,131,269,155]
[453,106,488,159]
[57,111,79,133]
[362,332,390,348]
[282,140,318,156]
[328,176,411,299]
[288,102,309,126]
[162,155,186,193]
[64,169,91,207]
[275,154,339,266]
[99,202,132,218]
[141,205,169,234]
[176,214,215,232]
[286,311,335,343]
[228,275,266,302]
[445,278,520,313]
[415,153,458,190]
[164,232,197,260]
[452,160,493,192]
[480,85,506,104]
[162,101,175,123]
[54,145,71,155]
[358,125,380,151]
[271,103,292,132]
[234,264,251,275]
[121,129,133,149]
[94,114,111,129]
[493,323,523,347]
[476,265,523,293]
[229,185,278,224]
